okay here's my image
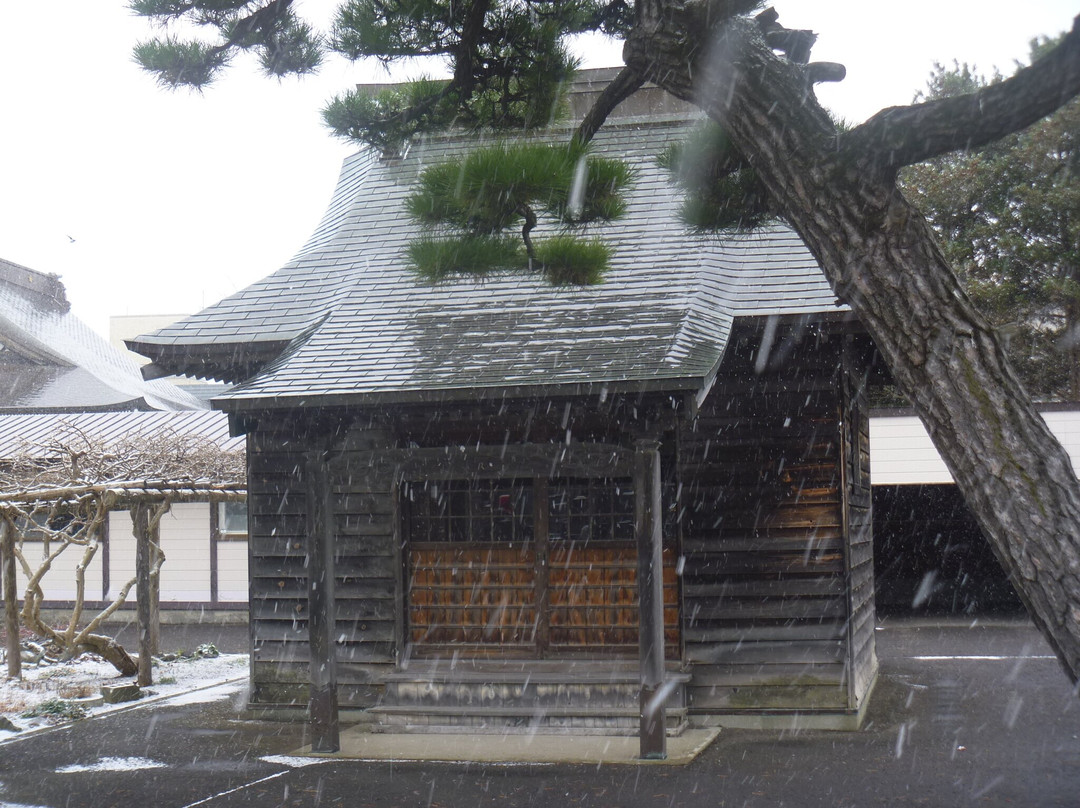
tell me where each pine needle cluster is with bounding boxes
[405,141,630,285]
[657,122,774,232]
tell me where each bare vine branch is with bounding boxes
[0,425,245,674]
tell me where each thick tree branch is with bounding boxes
[201,0,295,64]
[574,65,645,145]
[842,13,1080,171]
[452,0,495,95]
[226,0,294,47]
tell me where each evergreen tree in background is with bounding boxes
[131,1,1080,687]
[901,41,1080,400]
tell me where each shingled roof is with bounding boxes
[0,258,203,413]
[130,116,846,411]
[0,409,241,459]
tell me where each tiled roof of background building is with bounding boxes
[0,409,240,459]
[0,258,203,412]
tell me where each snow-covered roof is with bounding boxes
[0,409,241,459]
[130,119,845,410]
[0,258,203,412]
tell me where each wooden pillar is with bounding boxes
[209,498,220,605]
[635,438,666,760]
[2,517,21,679]
[148,520,161,656]
[134,503,153,687]
[534,476,550,653]
[306,451,339,753]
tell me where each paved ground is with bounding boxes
[2,617,1080,807]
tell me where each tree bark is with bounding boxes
[72,634,138,677]
[134,503,153,687]
[2,518,20,679]
[149,535,161,656]
[624,10,1080,682]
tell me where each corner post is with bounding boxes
[635,438,666,760]
[306,450,339,753]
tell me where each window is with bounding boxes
[217,500,248,540]
[548,478,636,543]
[14,510,84,542]
[402,477,634,544]
[402,479,533,543]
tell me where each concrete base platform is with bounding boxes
[297,726,721,765]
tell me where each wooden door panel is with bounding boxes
[406,529,680,656]
[547,543,680,654]
[408,544,537,651]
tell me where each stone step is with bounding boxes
[372,661,692,735]
[382,678,687,710]
[386,659,686,679]
[367,704,689,736]
[384,661,688,683]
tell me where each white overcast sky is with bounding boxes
[0,1,1076,339]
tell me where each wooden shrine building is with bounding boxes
[130,87,879,754]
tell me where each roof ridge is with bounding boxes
[0,257,69,313]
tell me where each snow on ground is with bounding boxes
[0,651,248,740]
[259,755,328,768]
[56,757,169,773]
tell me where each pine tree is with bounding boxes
[131,1,1080,685]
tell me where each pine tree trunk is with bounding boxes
[626,12,1080,681]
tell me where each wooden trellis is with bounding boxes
[0,483,245,682]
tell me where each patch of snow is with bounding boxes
[259,755,327,768]
[1,653,248,738]
[56,756,167,773]
[164,680,246,706]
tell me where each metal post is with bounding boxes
[635,438,666,760]
[2,518,21,679]
[307,451,339,752]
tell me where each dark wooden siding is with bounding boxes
[248,419,398,707]
[679,323,861,712]
[244,320,877,717]
[842,340,878,708]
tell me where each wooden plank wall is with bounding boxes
[678,323,863,713]
[842,341,878,707]
[244,323,877,715]
[247,420,399,707]
[246,400,674,706]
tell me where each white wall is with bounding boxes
[107,503,247,604]
[107,509,137,602]
[216,541,250,602]
[870,409,1080,485]
[9,501,247,607]
[158,502,212,602]
[13,535,104,602]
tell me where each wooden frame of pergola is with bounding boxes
[1,482,245,683]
